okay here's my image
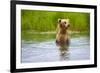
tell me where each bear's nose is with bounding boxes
[60,23,65,27]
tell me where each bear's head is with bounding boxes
[58,19,70,29]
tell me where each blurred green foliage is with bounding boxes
[21,10,90,32]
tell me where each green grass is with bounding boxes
[21,10,90,32]
[22,31,56,42]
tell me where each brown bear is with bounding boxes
[56,18,70,56]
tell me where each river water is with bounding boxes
[21,36,90,63]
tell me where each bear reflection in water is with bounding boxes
[56,18,70,60]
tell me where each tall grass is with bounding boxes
[21,10,90,32]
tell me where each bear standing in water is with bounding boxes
[56,19,70,56]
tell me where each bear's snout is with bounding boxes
[60,23,70,29]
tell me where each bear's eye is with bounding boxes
[64,22,66,24]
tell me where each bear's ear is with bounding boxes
[58,19,61,23]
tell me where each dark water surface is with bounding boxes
[21,36,90,63]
